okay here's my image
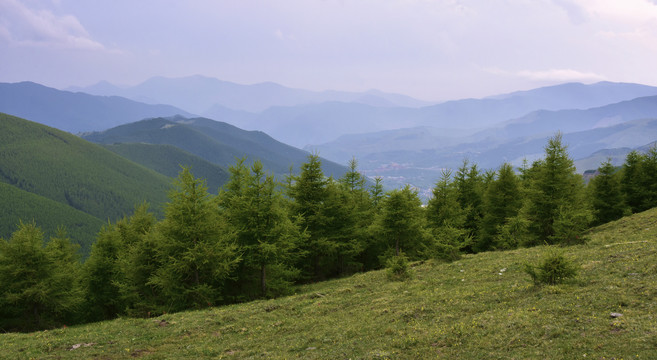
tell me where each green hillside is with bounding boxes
[0,113,172,221]
[3,208,656,359]
[102,143,229,193]
[83,116,349,178]
[0,182,104,257]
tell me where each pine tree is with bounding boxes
[150,167,238,311]
[590,159,626,225]
[0,222,81,331]
[522,133,592,245]
[478,163,522,251]
[44,227,83,325]
[371,185,432,262]
[425,170,467,260]
[453,160,485,251]
[81,222,123,321]
[219,160,303,299]
[621,150,645,213]
[639,146,657,211]
[288,154,332,280]
[114,203,160,317]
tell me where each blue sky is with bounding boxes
[2,0,657,101]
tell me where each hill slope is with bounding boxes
[102,143,230,193]
[0,82,192,132]
[3,208,656,358]
[0,113,172,221]
[83,116,349,178]
[0,182,104,257]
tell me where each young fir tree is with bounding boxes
[150,167,238,312]
[218,160,304,299]
[478,163,522,251]
[639,147,657,211]
[590,159,626,225]
[522,133,591,245]
[425,170,467,260]
[288,154,332,280]
[621,150,645,213]
[81,222,123,321]
[44,227,83,325]
[0,222,81,331]
[453,160,485,252]
[371,185,432,262]
[114,202,160,317]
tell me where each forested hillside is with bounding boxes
[0,113,174,238]
[0,183,104,256]
[101,143,230,194]
[82,116,349,178]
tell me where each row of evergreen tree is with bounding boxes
[1,134,656,332]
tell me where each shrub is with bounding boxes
[524,250,578,285]
[386,254,412,281]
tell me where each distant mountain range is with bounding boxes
[213,81,657,147]
[0,82,192,133]
[68,75,434,114]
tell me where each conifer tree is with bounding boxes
[425,170,466,260]
[621,150,645,213]
[478,163,522,251]
[288,154,332,280]
[81,222,123,321]
[522,133,591,245]
[639,147,657,211]
[0,222,81,331]
[453,160,485,251]
[114,203,160,317]
[372,185,432,262]
[590,159,626,225]
[150,167,238,311]
[219,160,303,298]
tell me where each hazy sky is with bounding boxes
[2,0,657,101]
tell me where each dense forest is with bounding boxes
[1,133,656,332]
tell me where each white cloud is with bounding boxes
[487,67,606,83]
[572,0,657,24]
[0,0,110,51]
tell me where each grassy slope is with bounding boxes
[0,182,104,257]
[2,209,656,359]
[102,143,230,194]
[0,113,172,220]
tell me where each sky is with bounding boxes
[1,0,657,101]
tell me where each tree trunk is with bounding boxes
[261,263,267,297]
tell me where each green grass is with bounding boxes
[2,208,657,359]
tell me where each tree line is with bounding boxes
[1,133,656,332]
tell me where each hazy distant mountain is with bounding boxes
[574,141,657,172]
[479,95,657,141]
[69,75,434,114]
[82,116,350,179]
[231,81,657,147]
[0,82,192,133]
[312,93,657,166]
